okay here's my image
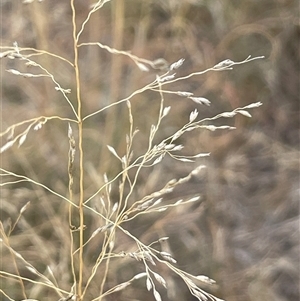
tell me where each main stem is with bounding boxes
[71,1,84,300]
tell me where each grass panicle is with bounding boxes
[0,1,264,301]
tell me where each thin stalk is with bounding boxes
[98,232,114,300]
[0,225,27,299]
[70,0,84,300]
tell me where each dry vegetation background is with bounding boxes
[0,0,299,301]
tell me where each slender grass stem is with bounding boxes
[70,1,84,300]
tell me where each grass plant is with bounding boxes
[0,1,263,300]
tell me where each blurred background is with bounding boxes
[1,0,299,300]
